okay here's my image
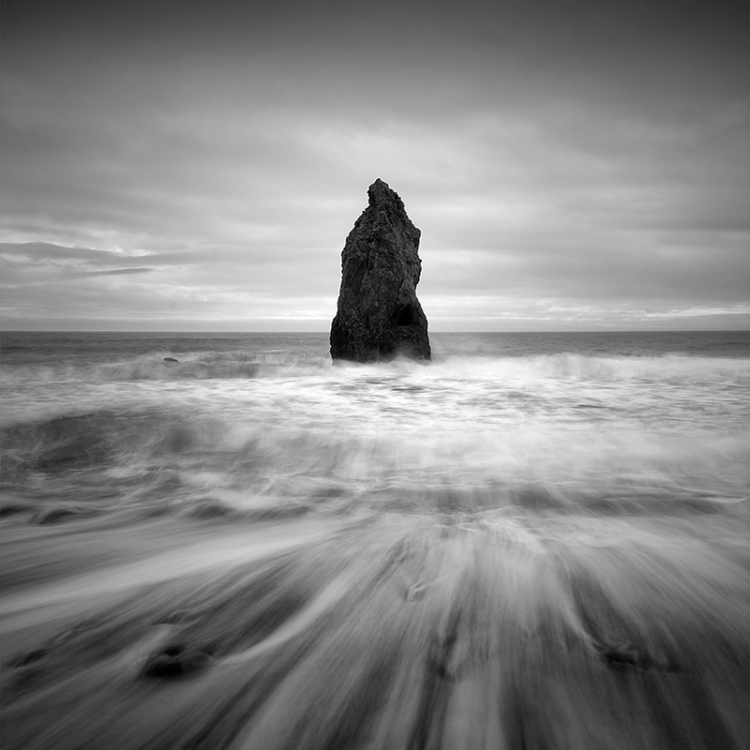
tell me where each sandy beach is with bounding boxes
[2,503,748,750]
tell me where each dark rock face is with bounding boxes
[141,643,214,679]
[330,179,430,362]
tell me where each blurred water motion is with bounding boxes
[1,331,748,749]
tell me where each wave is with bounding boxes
[1,349,747,385]
[0,350,329,383]
[2,405,747,526]
[430,352,750,382]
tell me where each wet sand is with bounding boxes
[2,506,748,750]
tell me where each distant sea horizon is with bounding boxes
[2,326,748,335]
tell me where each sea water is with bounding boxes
[1,330,748,749]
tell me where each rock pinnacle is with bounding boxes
[330,179,430,362]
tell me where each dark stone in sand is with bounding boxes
[596,642,653,671]
[141,643,213,679]
[330,179,430,362]
[163,357,179,363]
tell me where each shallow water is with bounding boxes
[1,331,748,749]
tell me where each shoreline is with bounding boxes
[2,506,747,749]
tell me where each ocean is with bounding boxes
[1,330,748,749]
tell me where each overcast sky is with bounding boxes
[2,0,748,331]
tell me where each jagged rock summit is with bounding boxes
[330,179,431,362]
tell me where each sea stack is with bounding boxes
[330,179,431,362]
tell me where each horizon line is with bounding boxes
[2,328,748,335]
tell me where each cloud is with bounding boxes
[1,0,747,330]
[1,242,147,265]
[76,268,154,277]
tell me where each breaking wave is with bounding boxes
[1,348,748,385]
[2,400,746,527]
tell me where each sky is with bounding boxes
[1,0,748,331]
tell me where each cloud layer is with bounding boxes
[2,0,748,330]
